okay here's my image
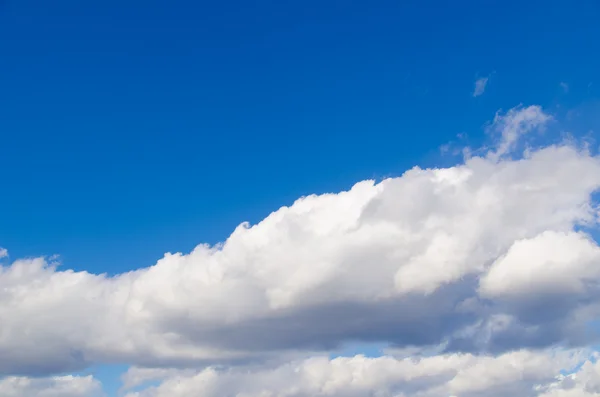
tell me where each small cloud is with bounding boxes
[473,76,489,97]
[0,247,7,259]
[486,105,552,161]
[560,82,569,93]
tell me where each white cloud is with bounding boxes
[0,375,102,397]
[0,247,7,259]
[0,105,599,383]
[480,231,600,299]
[122,349,590,397]
[473,76,489,97]
[536,355,600,397]
[487,104,552,160]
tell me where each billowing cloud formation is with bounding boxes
[0,375,102,397]
[1,105,600,395]
[122,349,591,397]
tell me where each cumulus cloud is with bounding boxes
[0,247,7,259]
[473,76,489,97]
[0,375,102,397]
[1,105,600,397]
[480,231,600,299]
[122,349,590,397]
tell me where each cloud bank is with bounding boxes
[2,105,600,395]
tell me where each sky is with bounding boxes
[1,0,600,396]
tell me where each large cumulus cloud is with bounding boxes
[1,105,600,397]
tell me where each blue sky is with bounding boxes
[1,1,600,396]
[2,0,598,275]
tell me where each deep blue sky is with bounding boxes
[1,0,599,278]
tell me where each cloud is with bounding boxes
[535,354,600,397]
[0,247,7,259]
[473,76,489,97]
[480,231,600,299]
[122,349,589,397]
[0,375,103,397]
[487,104,552,160]
[0,105,600,382]
[121,367,197,391]
[561,82,570,93]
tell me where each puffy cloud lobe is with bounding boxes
[1,106,600,377]
[122,349,589,397]
[480,231,600,299]
[0,375,102,397]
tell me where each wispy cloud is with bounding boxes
[560,82,569,93]
[486,105,552,161]
[473,76,489,97]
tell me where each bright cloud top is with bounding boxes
[1,105,600,395]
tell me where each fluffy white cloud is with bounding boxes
[122,349,590,397]
[480,231,600,299]
[0,375,102,397]
[1,105,599,381]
